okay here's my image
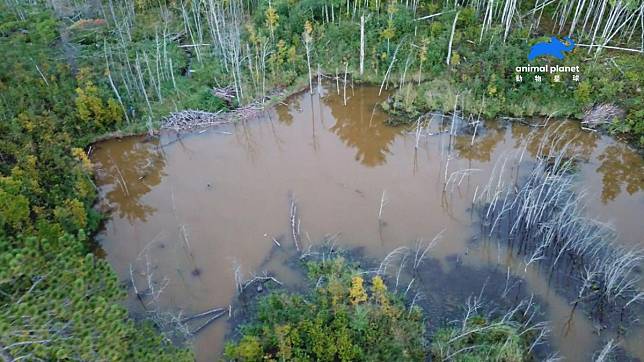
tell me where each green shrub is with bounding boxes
[225,257,426,361]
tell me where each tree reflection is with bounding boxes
[596,144,643,203]
[454,122,506,162]
[275,102,294,125]
[510,120,598,161]
[93,137,166,222]
[322,87,402,167]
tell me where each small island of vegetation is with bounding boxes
[225,255,537,362]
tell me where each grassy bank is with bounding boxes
[383,37,643,148]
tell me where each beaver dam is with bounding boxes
[92,85,644,361]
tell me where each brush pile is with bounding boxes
[161,109,230,131]
[475,127,643,318]
[161,103,266,132]
[581,103,624,129]
[212,86,237,104]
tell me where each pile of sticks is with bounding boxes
[212,86,237,103]
[581,103,624,129]
[161,102,266,132]
[161,109,229,131]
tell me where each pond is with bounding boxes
[92,85,643,361]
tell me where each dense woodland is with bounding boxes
[0,0,642,360]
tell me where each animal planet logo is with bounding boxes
[528,36,575,61]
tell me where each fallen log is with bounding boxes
[190,310,227,335]
[180,307,225,323]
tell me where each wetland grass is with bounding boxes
[475,130,643,320]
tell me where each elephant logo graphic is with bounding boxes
[528,36,575,61]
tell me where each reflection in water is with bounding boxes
[275,103,294,125]
[93,85,644,362]
[596,144,644,202]
[510,120,598,161]
[454,122,505,162]
[508,120,643,202]
[94,138,166,222]
[323,88,402,166]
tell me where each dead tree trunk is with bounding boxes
[447,11,459,65]
[360,15,365,75]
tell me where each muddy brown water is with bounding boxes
[92,85,644,361]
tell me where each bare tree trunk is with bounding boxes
[169,57,178,93]
[360,14,365,75]
[305,38,313,94]
[135,53,153,117]
[569,0,587,37]
[104,43,130,124]
[343,62,348,105]
[447,12,460,65]
[589,0,608,53]
[379,39,404,95]
[317,63,321,94]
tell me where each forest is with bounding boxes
[0,0,642,360]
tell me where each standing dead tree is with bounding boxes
[303,21,314,94]
[203,0,246,101]
[447,11,459,64]
[378,189,388,221]
[359,14,366,75]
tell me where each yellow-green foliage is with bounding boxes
[371,275,388,305]
[349,276,368,305]
[0,7,192,361]
[224,257,426,361]
[75,78,123,130]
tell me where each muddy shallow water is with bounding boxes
[93,85,643,361]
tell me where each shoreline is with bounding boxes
[88,76,642,155]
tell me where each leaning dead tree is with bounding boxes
[375,229,444,279]
[446,11,459,64]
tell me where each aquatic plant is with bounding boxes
[593,339,617,362]
[475,128,643,318]
[430,296,549,361]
